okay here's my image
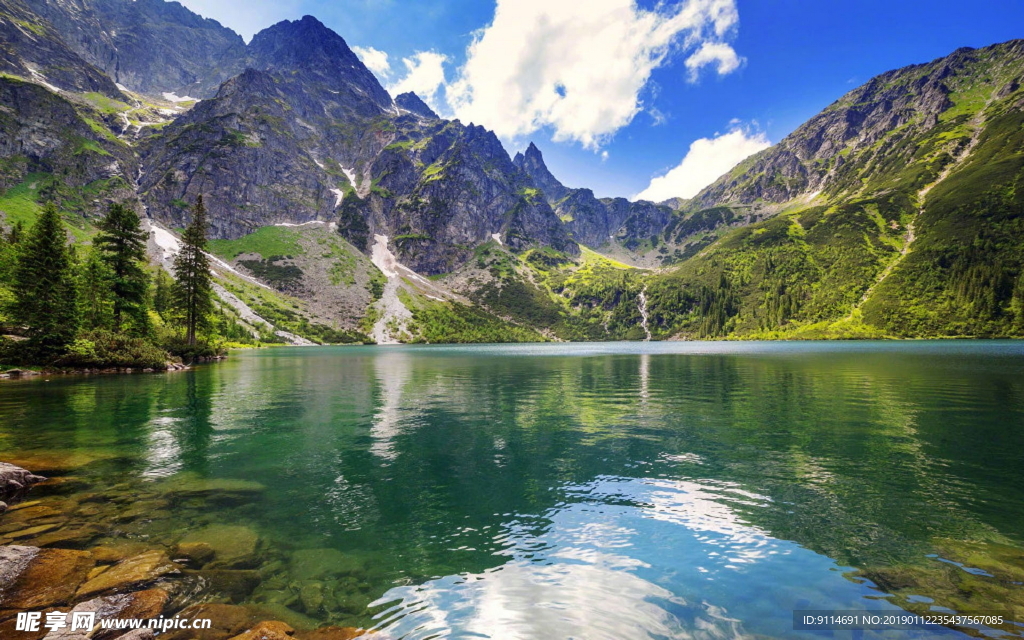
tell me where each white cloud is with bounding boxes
[352,46,392,78]
[635,127,770,202]
[445,0,742,150]
[685,41,742,81]
[388,52,449,109]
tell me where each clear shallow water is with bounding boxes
[2,341,1024,639]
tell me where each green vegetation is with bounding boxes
[94,202,150,333]
[208,225,304,259]
[238,256,304,288]
[8,203,79,359]
[173,197,215,347]
[400,289,543,343]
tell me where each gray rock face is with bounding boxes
[247,15,394,114]
[0,0,123,97]
[350,120,578,273]
[513,142,570,203]
[0,462,47,502]
[139,16,576,273]
[395,92,438,119]
[28,0,247,98]
[514,141,670,248]
[0,76,138,208]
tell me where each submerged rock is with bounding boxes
[175,541,216,566]
[178,524,261,569]
[90,542,152,565]
[28,524,104,548]
[157,474,266,502]
[75,550,178,598]
[160,603,262,640]
[185,569,261,603]
[295,628,364,640]
[40,589,168,640]
[289,549,364,581]
[2,452,115,475]
[0,547,94,609]
[228,620,295,640]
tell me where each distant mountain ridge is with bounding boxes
[0,0,1021,342]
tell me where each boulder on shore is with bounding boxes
[0,462,47,502]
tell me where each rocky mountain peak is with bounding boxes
[395,92,438,119]
[514,141,569,203]
[27,0,247,97]
[247,15,393,111]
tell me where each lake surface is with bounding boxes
[2,342,1024,639]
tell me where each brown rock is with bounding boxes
[43,589,167,640]
[296,627,365,640]
[183,569,260,603]
[0,547,94,609]
[174,541,216,566]
[119,588,170,620]
[0,614,48,640]
[229,620,295,640]
[29,524,104,548]
[75,551,178,598]
[4,523,61,539]
[178,525,260,569]
[161,603,261,640]
[2,452,114,475]
[90,542,151,564]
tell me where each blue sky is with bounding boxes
[178,0,1024,200]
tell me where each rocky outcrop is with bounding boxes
[27,0,247,98]
[0,76,138,212]
[0,462,46,503]
[139,15,575,272]
[0,0,124,97]
[246,15,393,114]
[395,91,438,119]
[514,142,671,248]
[513,142,570,203]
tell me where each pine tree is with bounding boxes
[173,196,213,346]
[153,268,176,321]
[95,202,150,334]
[5,221,23,245]
[78,246,115,331]
[12,202,79,358]
[1012,271,1024,333]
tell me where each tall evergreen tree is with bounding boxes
[5,221,23,245]
[13,203,79,358]
[153,268,176,321]
[95,202,150,334]
[78,246,115,331]
[173,196,213,346]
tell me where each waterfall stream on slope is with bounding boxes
[638,286,652,341]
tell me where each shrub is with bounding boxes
[52,330,172,369]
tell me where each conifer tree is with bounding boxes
[79,247,115,331]
[13,202,79,358]
[6,221,23,245]
[153,268,176,321]
[173,196,213,346]
[95,202,150,334]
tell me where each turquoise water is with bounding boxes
[2,342,1023,638]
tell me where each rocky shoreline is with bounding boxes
[0,459,371,640]
[0,357,233,381]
